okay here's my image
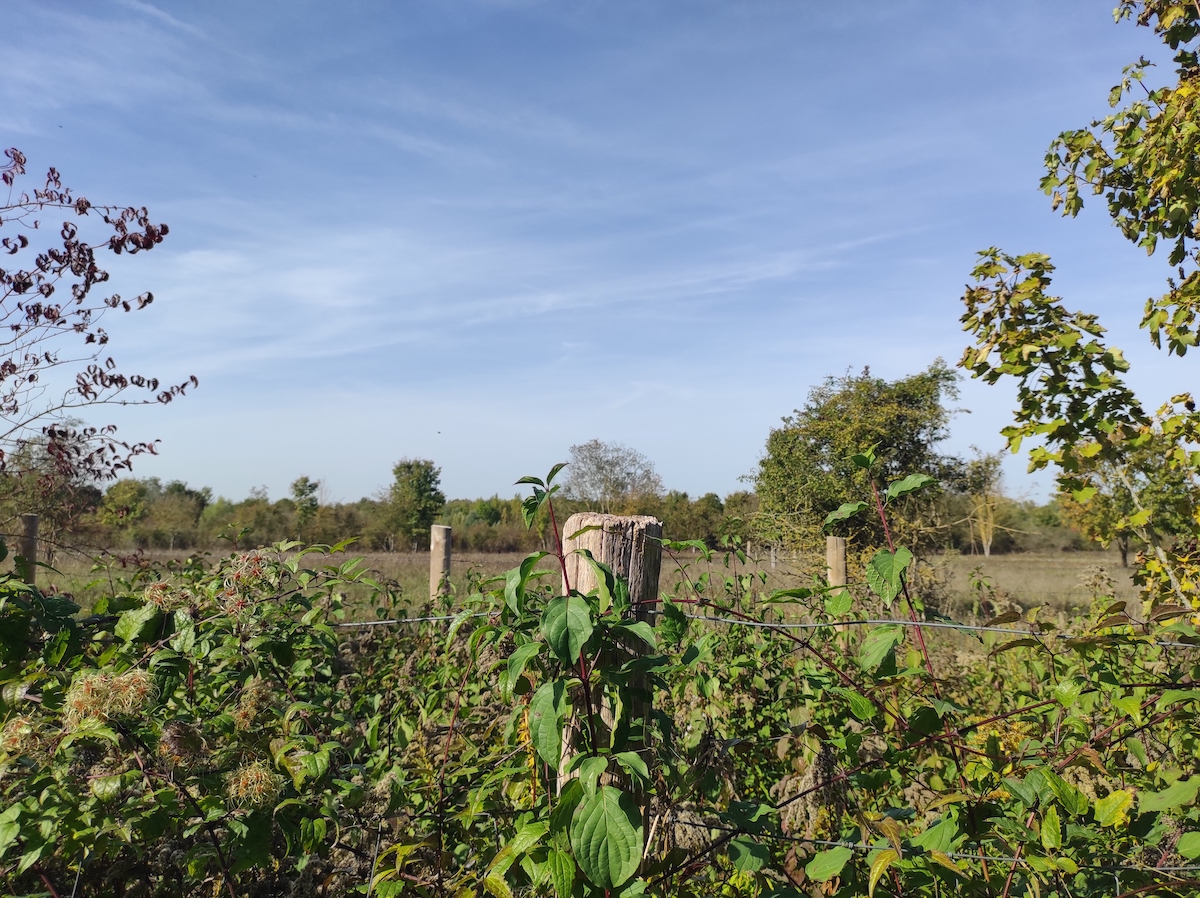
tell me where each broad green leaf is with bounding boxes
[0,805,21,858]
[615,619,656,650]
[505,552,548,615]
[1177,832,1200,859]
[859,625,904,672]
[825,589,852,616]
[612,751,649,782]
[577,550,617,614]
[824,501,868,530]
[115,602,162,643]
[1052,677,1084,708]
[569,786,643,889]
[836,687,876,721]
[865,548,912,607]
[886,473,937,502]
[90,775,122,801]
[578,756,608,799]
[542,594,594,665]
[728,837,769,873]
[1094,790,1133,828]
[657,601,688,645]
[869,848,899,898]
[528,679,570,766]
[1041,805,1062,851]
[507,642,544,685]
[1141,776,1200,813]
[483,871,515,898]
[548,846,576,897]
[805,846,853,881]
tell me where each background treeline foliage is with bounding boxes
[19,422,1096,559]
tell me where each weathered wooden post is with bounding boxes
[429,525,451,601]
[16,514,38,586]
[559,513,661,799]
[825,535,847,591]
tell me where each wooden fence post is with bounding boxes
[825,535,847,590]
[429,525,451,601]
[559,513,661,805]
[17,514,38,586]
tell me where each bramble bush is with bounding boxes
[2,454,1200,896]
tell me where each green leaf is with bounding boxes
[836,687,876,721]
[657,601,688,645]
[548,846,576,897]
[824,501,868,530]
[614,619,656,650]
[0,805,21,858]
[578,756,608,799]
[728,837,769,873]
[507,642,544,685]
[1094,789,1133,828]
[859,625,904,672]
[578,550,617,614]
[866,548,912,607]
[569,786,643,889]
[1041,805,1062,851]
[90,774,123,801]
[505,552,548,615]
[886,473,937,502]
[1177,832,1200,859]
[869,848,899,898]
[114,602,162,643]
[528,679,570,766]
[825,590,852,616]
[612,751,649,782]
[542,594,594,665]
[1141,776,1200,813]
[805,846,853,882]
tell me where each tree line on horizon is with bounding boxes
[0,365,1154,563]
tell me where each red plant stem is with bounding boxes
[32,865,60,898]
[544,490,600,756]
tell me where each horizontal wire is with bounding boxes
[675,611,1200,649]
[673,820,1200,873]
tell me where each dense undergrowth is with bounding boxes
[2,464,1200,898]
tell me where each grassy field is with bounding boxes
[25,541,1138,622]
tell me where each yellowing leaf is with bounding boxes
[868,848,899,898]
[1094,790,1134,828]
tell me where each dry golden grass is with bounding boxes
[25,542,1138,622]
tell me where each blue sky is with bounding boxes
[3,1,1186,503]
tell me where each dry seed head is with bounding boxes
[109,669,154,715]
[144,581,187,612]
[63,672,113,726]
[226,759,283,807]
[158,720,206,767]
[0,715,40,756]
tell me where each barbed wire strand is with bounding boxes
[332,609,1199,650]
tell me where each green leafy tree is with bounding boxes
[961,2,1200,608]
[755,361,962,553]
[289,476,320,539]
[387,458,445,550]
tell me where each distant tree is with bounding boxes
[1058,434,1199,567]
[290,476,320,537]
[961,449,1018,557]
[387,458,445,550]
[563,439,664,513]
[755,361,962,552]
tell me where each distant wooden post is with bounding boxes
[16,514,38,586]
[429,525,451,601]
[560,513,661,804]
[826,535,847,590]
